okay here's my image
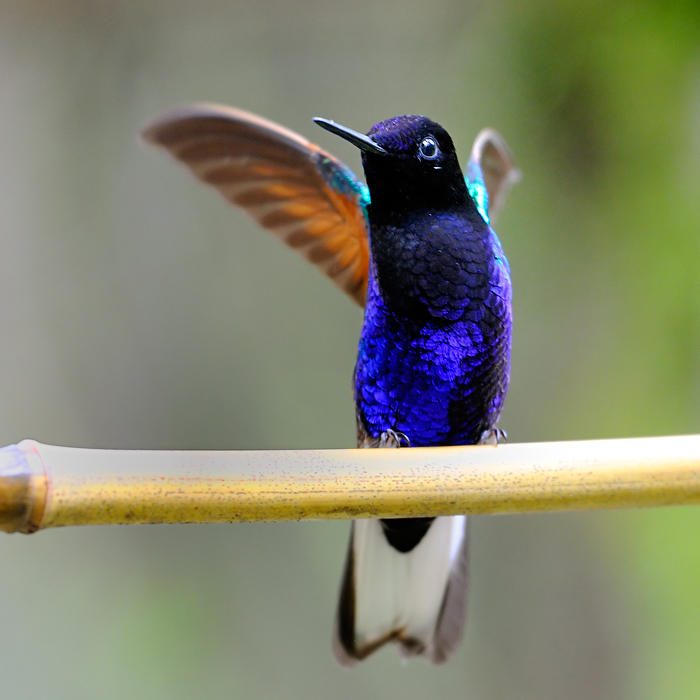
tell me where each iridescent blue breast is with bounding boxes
[354,215,511,447]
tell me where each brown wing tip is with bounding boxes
[141,102,316,152]
[140,117,167,147]
[140,103,227,147]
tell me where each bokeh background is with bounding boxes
[1,1,698,698]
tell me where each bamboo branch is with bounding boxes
[1,435,698,534]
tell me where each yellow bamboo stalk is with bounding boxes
[1,435,698,534]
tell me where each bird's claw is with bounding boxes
[381,429,412,447]
[479,427,508,445]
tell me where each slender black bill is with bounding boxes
[313,117,387,155]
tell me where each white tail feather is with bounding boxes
[334,515,468,663]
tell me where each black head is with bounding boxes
[314,115,469,213]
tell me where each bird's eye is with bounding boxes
[418,136,440,160]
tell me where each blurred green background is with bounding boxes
[1,1,698,698]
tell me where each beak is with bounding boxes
[313,117,387,155]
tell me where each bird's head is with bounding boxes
[314,114,468,212]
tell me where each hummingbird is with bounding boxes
[143,105,518,664]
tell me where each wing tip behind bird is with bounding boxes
[470,128,521,220]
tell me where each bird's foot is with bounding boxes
[479,427,508,445]
[380,429,412,448]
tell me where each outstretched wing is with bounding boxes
[143,104,371,305]
[465,128,520,225]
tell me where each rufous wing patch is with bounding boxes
[143,104,370,306]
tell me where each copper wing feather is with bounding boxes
[142,104,371,305]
